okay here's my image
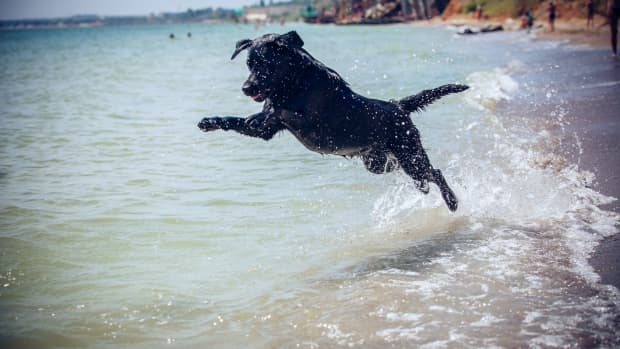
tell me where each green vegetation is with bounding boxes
[463,0,539,17]
[463,2,479,14]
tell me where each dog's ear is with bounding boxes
[277,31,304,48]
[231,39,252,60]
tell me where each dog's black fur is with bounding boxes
[198,31,467,211]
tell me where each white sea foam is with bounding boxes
[463,63,520,110]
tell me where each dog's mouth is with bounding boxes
[250,92,266,102]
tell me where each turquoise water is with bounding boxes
[1,23,619,348]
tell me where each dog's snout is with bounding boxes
[242,79,260,97]
[241,81,253,95]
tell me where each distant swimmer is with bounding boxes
[187,32,192,38]
[169,33,175,39]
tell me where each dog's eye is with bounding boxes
[250,59,273,74]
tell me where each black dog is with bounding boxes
[198,31,467,211]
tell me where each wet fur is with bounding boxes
[198,31,467,211]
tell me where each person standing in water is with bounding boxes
[610,0,620,57]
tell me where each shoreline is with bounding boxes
[475,25,620,289]
[415,17,619,288]
[407,17,619,289]
[417,15,620,288]
[509,34,620,290]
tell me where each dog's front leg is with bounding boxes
[198,116,245,132]
[198,112,283,140]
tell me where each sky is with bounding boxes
[0,0,260,20]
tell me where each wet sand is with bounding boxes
[558,53,620,290]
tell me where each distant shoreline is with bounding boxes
[0,7,242,30]
[0,19,232,31]
[5,14,612,53]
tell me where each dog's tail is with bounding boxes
[398,84,469,113]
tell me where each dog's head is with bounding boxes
[231,31,308,103]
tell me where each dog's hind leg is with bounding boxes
[429,169,458,212]
[392,149,432,195]
[390,128,458,211]
[362,149,398,174]
[396,152,458,211]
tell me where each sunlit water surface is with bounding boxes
[0,23,618,348]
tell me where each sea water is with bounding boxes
[0,23,618,348]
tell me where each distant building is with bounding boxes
[243,4,305,22]
[244,8,269,22]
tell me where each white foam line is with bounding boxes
[580,81,620,89]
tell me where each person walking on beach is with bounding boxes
[548,0,557,32]
[586,0,595,30]
[609,0,620,56]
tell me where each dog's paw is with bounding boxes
[198,117,220,132]
[415,180,430,194]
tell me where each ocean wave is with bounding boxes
[462,61,521,111]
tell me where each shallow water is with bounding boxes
[0,23,618,348]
